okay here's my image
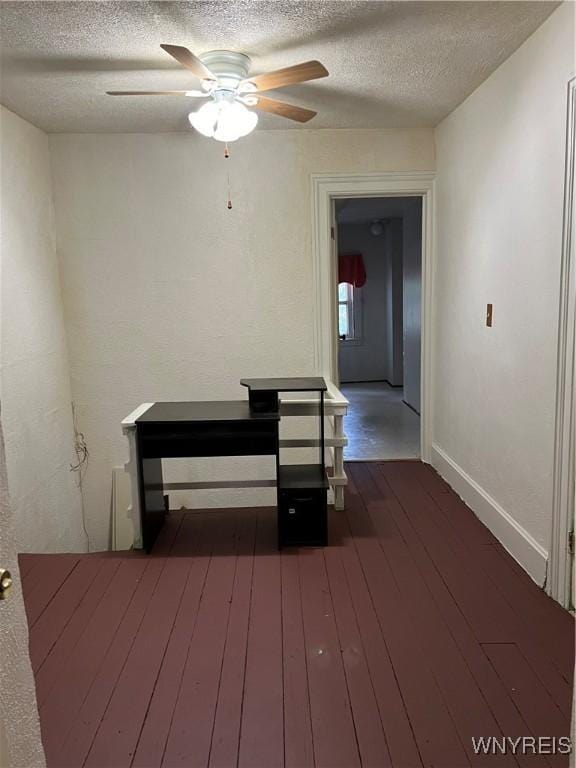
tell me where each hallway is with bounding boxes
[21,461,573,768]
[342,382,420,460]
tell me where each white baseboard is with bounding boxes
[430,444,548,586]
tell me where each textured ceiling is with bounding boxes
[0,1,558,133]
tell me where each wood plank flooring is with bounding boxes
[20,461,574,768]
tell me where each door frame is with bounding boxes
[311,171,435,463]
[548,76,576,609]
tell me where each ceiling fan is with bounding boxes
[107,44,328,142]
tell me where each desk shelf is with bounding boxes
[278,463,329,490]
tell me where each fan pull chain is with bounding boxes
[224,143,232,209]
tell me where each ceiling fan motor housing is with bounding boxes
[199,50,252,92]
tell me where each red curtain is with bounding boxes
[338,253,366,287]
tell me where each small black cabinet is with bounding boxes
[277,464,328,547]
[278,490,327,547]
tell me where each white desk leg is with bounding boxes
[333,414,345,511]
[123,424,143,550]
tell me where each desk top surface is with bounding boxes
[240,377,327,392]
[136,401,280,424]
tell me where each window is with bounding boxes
[338,282,356,340]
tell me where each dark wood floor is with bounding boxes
[20,461,574,768]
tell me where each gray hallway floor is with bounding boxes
[341,382,420,460]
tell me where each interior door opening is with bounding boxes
[334,196,423,460]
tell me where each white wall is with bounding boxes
[0,106,86,553]
[49,128,435,549]
[433,2,575,583]
[385,219,404,387]
[338,222,388,383]
[402,198,422,413]
[0,415,46,767]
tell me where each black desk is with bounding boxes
[133,378,328,552]
[136,401,280,551]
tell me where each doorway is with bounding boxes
[311,171,435,462]
[335,196,423,460]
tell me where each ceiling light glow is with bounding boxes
[370,220,384,236]
[188,99,258,142]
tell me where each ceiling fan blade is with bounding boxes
[160,44,216,81]
[253,95,317,123]
[242,60,328,93]
[106,90,208,97]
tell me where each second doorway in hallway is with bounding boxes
[335,196,422,460]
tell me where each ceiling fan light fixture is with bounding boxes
[107,46,328,137]
[188,101,219,137]
[239,81,258,94]
[188,99,258,142]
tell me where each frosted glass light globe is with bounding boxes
[188,99,258,143]
[188,101,220,137]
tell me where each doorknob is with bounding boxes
[0,569,12,600]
